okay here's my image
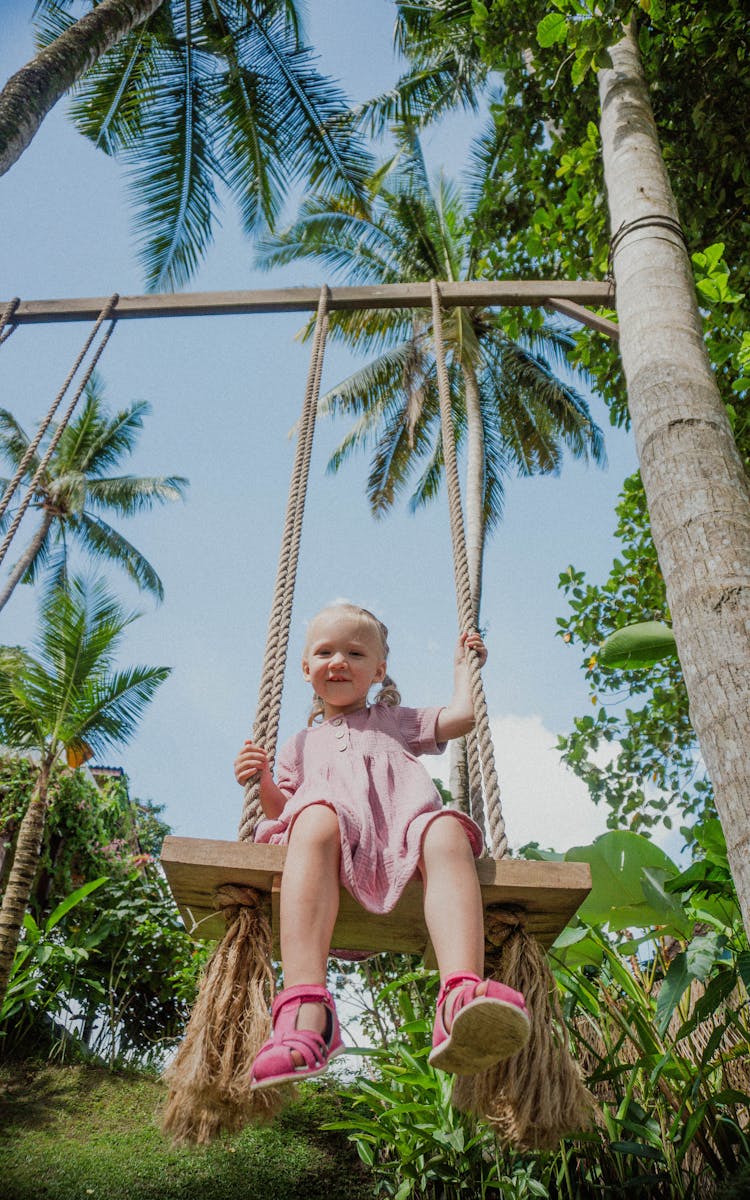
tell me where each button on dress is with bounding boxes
[254,704,483,914]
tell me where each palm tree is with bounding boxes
[1,1,372,290]
[258,130,605,802]
[0,374,188,613]
[599,23,750,941]
[0,0,165,178]
[0,575,170,1006]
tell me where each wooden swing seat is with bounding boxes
[161,835,591,957]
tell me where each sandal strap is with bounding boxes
[436,972,481,1009]
[271,984,334,1021]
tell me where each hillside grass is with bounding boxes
[0,1061,374,1200]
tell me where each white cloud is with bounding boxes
[433,713,609,854]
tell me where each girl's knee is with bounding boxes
[420,814,475,871]
[289,803,340,850]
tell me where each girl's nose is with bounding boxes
[330,650,347,665]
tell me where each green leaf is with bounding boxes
[45,876,109,932]
[566,831,684,931]
[536,13,567,47]
[599,621,677,668]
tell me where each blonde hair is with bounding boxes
[305,603,401,725]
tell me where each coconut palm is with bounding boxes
[258,130,605,806]
[0,575,170,1006]
[6,0,372,290]
[0,374,188,613]
[258,131,606,614]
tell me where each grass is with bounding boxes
[0,1060,375,1200]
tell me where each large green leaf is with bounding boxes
[599,621,678,668]
[565,830,690,933]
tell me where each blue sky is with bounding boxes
[0,2,639,852]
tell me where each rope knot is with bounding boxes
[484,904,527,951]
[213,885,267,924]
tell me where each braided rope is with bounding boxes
[0,298,20,346]
[0,296,119,570]
[430,280,507,858]
[238,286,330,840]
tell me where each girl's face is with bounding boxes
[302,611,387,719]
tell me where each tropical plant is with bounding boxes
[544,824,750,1194]
[0,876,107,1041]
[0,375,188,613]
[4,0,373,289]
[327,972,529,1200]
[0,575,169,1008]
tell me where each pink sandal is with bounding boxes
[428,971,530,1075]
[250,984,344,1090]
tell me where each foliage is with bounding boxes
[0,877,107,1035]
[32,0,372,290]
[554,471,712,838]
[548,823,750,1193]
[327,971,542,1200]
[0,375,188,607]
[0,1062,375,1200]
[2,755,142,908]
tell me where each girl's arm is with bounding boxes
[435,631,487,741]
[234,740,288,820]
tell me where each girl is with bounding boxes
[234,603,529,1090]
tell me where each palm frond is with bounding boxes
[0,409,34,471]
[69,515,164,600]
[124,30,221,291]
[238,9,372,208]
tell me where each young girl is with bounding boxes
[234,603,530,1090]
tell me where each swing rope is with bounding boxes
[0,294,119,562]
[430,280,507,859]
[238,285,330,842]
[0,298,20,346]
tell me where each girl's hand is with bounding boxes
[455,630,488,668]
[234,739,271,786]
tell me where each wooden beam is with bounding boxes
[161,835,592,952]
[2,280,614,324]
[547,297,619,340]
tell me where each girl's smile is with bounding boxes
[303,612,387,718]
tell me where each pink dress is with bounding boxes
[254,704,483,914]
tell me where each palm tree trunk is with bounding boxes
[599,21,750,940]
[0,0,165,178]
[0,512,54,614]
[0,759,52,1007]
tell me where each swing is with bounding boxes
[1,281,602,1146]
[160,281,591,956]
[158,282,595,1148]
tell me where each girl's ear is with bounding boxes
[302,657,311,680]
[373,661,387,683]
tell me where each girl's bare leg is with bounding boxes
[279,803,341,1042]
[419,815,486,1016]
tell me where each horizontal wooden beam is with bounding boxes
[160,835,592,952]
[2,280,614,324]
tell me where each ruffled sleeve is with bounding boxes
[393,705,447,756]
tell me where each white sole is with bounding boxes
[428,998,530,1075]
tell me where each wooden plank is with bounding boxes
[161,835,591,951]
[547,297,619,340]
[3,281,615,324]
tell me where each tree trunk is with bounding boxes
[599,22,750,940]
[0,0,165,178]
[0,511,54,614]
[0,759,52,1007]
